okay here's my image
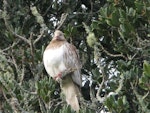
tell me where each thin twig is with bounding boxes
[19,50,25,85]
[42,4,52,16]
[96,71,105,102]
[56,13,68,30]
[13,33,30,45]
[1,84,26,112]
[29,32,35,67]
[130,82,150,113]
[2,40,20,52]
[30,6,48,45]
[38,97,46,113]
[33,29,45,45]
[97,42,126,59]
[11,50,19,74]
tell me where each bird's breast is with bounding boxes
[43,45,67,77]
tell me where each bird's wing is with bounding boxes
[63,42,82,86]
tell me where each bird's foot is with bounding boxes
[54,72,62,82]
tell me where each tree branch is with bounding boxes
[33,29,45,45]
[3,0,30,45]
[97,42,126,59]
[30,6,48,45]
[56,13,68,30]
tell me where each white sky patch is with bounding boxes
[81,4,87,10]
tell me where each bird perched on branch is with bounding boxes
[43,30,82,112]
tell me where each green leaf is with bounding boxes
[139,75,149,90]
[134,1,144,13]
[120,22,134,34]
[119,18,125,23]
[119,9,126,19]
[118,98,123,108]
[110,10,120,26]
[91,21,100,30]
[122,96,128,105]
[120,24,126,33]
[91,68,102,80]
[99,7,108,18]
[105,97,113,109]
[143,61,150,77]
[128,7,136,17]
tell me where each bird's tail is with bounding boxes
[61,76,80,112]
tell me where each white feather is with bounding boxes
[43,45,67,78]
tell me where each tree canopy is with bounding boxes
[0,0,150,113]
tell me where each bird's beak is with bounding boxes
[55,36,60,40]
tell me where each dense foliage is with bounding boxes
[0,0,150,113]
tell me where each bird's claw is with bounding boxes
[54,72,62,82]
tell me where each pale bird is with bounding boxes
[43,30,82,112]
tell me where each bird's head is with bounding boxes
[53,30,66,41]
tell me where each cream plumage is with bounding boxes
[43,30,82,112]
